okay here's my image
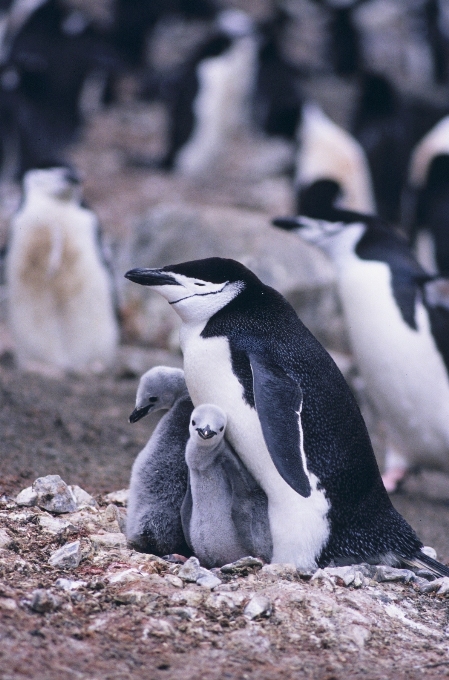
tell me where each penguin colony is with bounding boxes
[3,1,449,574]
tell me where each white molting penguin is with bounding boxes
[273,206,449,498]
[6,165,119,373]
[126,365,193,557]
[125,256,449,576]
[181,403,272,568]
[295,102,376,216]
[407,116,449,275]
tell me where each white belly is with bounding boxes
[339,260,449,467]
[180,322,329,569]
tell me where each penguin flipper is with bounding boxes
[249,354,312,498]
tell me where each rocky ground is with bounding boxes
[1,55,449,677]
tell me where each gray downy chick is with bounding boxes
[126,366,193,557]
[181,403,272,568]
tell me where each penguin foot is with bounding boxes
[382,467,408,493]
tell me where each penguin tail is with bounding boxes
[401,551,449,578]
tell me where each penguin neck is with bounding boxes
[185,440,223,471]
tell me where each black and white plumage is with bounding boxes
[126,366,193,557]
[273,206,449,498]
[131,9,257,175]
[6,165,119,373]
[124,257,449,575]
[296,102,376,216]
[407,116,449,275]
[181,403,272,568]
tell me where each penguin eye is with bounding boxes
[149,397,158,403]
[219,426,224,431]
[192,420,196,426]
[194,282,205,286]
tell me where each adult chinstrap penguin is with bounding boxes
[126,366,193,557]
[273,207,449,499]
[6,165,119,373]
[181,403,272,568]
[125,256,449,576]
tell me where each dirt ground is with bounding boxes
[1,94,449,678]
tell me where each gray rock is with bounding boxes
[243,594,272,620]
[103,489,129,507]
[38,515,74,534]
[178,557,204,583]
[373,566,415,584]
[260,563,297,581]
[90,532,127,550]
[29,589,60,613]
[32,475,77,514]
[418,577,449,595]
[196,573,222,590]
[69,485,97,510]
[220,556,264,574]
[122,203,342,351]
[55,578,87,591]
[0,528,12,549]
[49,540,82,569]
[15,486,37,507]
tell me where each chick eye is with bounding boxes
[192,420,196,426]
[194,282,205,286]
[219,426,224,431]
[149,397,158,403]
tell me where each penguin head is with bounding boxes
[272,213,367,262]
[129,366,186,423]
[23,166,81,202]
[125,258,257,323]
[187,404,227,469]
[216,9,254,38]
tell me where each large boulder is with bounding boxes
[121,202,347,352]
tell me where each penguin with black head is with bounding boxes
[273,200,449,499]
[125,256,449,576]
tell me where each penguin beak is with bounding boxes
[272,217,301,231]
[124,268,182,287]
[129,404,152,423]
[196,426,216,440]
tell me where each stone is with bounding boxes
[373,566,415,584]
[55,578,87,591]
[0,598,17,611]
[15,486,37,507]
[38,515,74,534]
[29,589,60,613]
[259,563,297,581]
[170,590,205,608]
[167,606,197,620]
[220,556,264,574]
[49,540,82,569]
[122,203,342,351]
[164,575,183,588]
[142,618,175,639]
[196,573,222,590]
[32,475,77,514]
[103,489,129,506]
[101,504,127,533]
[69,485,98,510]
[419,577,449,595]
[90,533,127,550]
[0,528,12,549]
[178,557,204,583]
[244,594,272,620]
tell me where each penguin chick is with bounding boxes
[273,209,449,496]
[124,256,449,576]
[126,366,193,557]
[6,166,119,373]
[181,404,272,568]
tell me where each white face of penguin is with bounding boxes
[291,216,366,263]
[23,167,80,202]
[151,273,245,323]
